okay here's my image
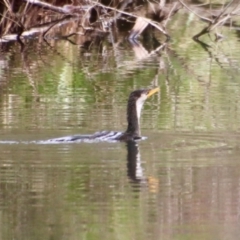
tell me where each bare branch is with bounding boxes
[22,0,70,14]
[22,0,90,15]
[164,2,180,27]
[91,1,169,38]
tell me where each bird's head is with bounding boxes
[129,87,159,101]
[128,87,159,120]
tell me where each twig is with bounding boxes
[213,0,237,22]
[164,2,179,27]
[22,0,90,15]
[3,0,11,11]
[22,0,70,14]
[210,14,230,31]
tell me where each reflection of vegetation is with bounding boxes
[1,2,240,240]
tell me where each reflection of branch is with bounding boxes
[179,0,240,39]
[16,35,25,52]
[196,38,240,73]
[112,38,167,75]
[178,0,212,23]
[43,38,74,66]
[164,2,181,27]
[129,39,167,60]
[193,39,220,71]
[129,17,149,40]
[16,23,25,52]
[21,46,39,98]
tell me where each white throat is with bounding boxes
[136,96,146,124]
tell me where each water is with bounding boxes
[1,12,240,240]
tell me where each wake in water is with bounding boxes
[0,131,147,144]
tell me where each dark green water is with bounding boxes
[1,11,240,240]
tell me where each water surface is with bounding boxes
[1,10,240,240]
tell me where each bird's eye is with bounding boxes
[144,91,150,96]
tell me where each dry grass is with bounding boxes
[0,0,239,43]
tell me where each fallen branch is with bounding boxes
[0,16,73,42]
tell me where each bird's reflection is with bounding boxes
[126,140,145,184]
[126,140,159,192]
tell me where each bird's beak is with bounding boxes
[147,87,159,98]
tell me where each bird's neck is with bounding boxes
[126,99,143,137]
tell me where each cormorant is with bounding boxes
[45,87,159,143]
